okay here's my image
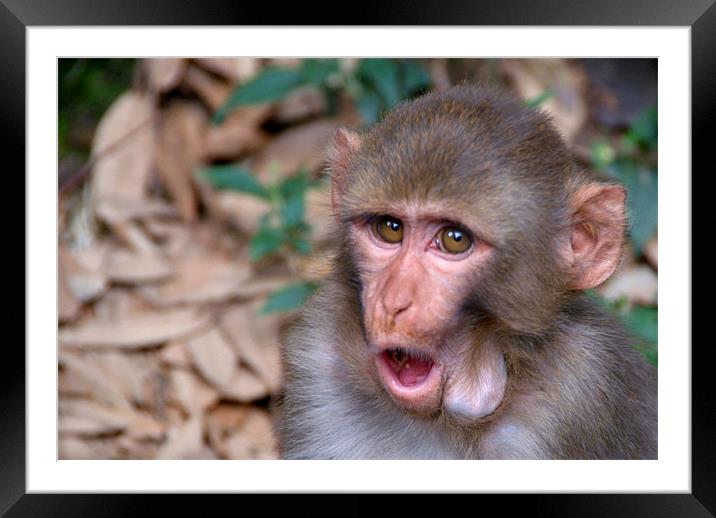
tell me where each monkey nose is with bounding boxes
[383,299,412,325]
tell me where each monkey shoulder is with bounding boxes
[499,296,657,459]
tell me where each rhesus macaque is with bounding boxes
[278,85,657,459]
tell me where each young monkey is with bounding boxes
[277,85,657,459]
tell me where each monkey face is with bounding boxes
[348,202,499,416]
[325,86,627,424]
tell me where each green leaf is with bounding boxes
[277,171,311,227]
[249,226,286,261]
[612,161,658,254]
[301,59,340,87]
[524,89,554,108]
[624,306,658,345]
[281,190,305,228]
[260,281,318,314]
[586,291,658,365]
[291,237,312,255]
[356,91,383,125]
[278,170,309,199]
[627,106,657,150]
[590,141,616,171]
[359,59,401,108]
[623,306,658,366]
[213,67,307,123]
[399,59,431,94]
[199,165,270,200]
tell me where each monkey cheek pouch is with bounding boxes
[375,350,443,413]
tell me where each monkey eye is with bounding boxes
[438,226,473,254]
[372,215,404,244]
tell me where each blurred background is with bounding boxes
[58,58,658,459]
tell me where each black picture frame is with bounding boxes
[6,0,709,515]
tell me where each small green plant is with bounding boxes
[260,281,319,315]
[586,290,658,366]
[213,58,432,125]
[590,106,658,256]
[59,59,136,159]
[587,107,658,366]
[199,165,320,314]
[524,89,554,108]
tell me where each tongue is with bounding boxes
[396,357,433,387]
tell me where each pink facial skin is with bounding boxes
[351,204,502,418]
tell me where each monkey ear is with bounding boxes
[327,128,361,212]
[566,183,627,290]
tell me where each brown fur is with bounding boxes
[277,85,657,459]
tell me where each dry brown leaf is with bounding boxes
[124,412,166,441]
[95,203,160,254]
[205,404,251,458]
[91,91,156,209]
[159,341,192,368]
[220,366,269,402]
[215,191,272,236]
[207,404,250,432]
[59,245,108,305]
[102,246,174,285]
[92,287,153,322]
[183,64,232,112]
[644,237,658,271]
[231,274,297,300]
[267,58,301,68]
[600,264,658,306]
[144,58,187,93]
[500,59,587,144]
[96,196,179,221]
[72,241,108,272]
[427,58,451,90]
[155,101,208,221]
[91,351,156,407]
[58,258,81,322]
[250,119,343,181]
[59,415,124,437]
[157,415,204,459]
[220,304,282,392]
[58,365,90,397]
[193,58,261,83]
[115,435,161,459]
[143,219,182,240]
[163,404,187,428]
[222,408,278,459]
[60,437,118,460]
[169,368,219,415]
[60,398,165,440]
[140,254,251,306]
[304,185,333,244]
[59,437,94,459]
[185,327,237,389]
[59,353,132,408]
[148,222,192,260]
[204,107,271,161]
[59,308,211,349]
[140,369,172,416]
[274,85,327,123]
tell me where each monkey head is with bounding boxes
[326,86,626,422]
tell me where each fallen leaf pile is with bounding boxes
[58,58,657,460]
[58,58,356,459]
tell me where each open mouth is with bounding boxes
[380,348,435,387]
[375,347,443,412]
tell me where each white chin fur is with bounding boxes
[443,353,507,420]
